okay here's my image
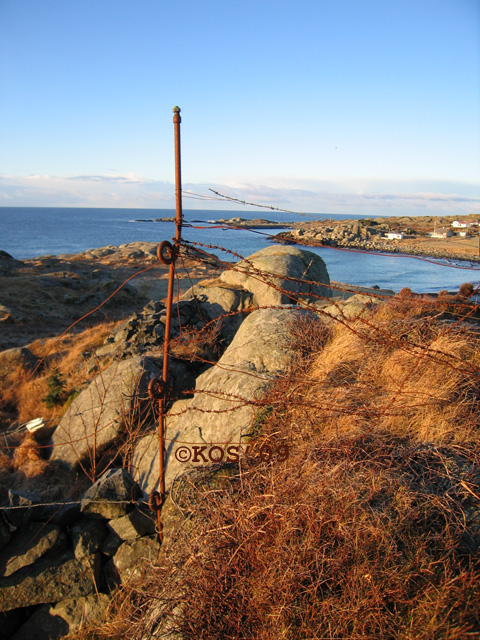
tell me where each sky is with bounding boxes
[0,0,479,216]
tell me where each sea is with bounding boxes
[1,206,480,294]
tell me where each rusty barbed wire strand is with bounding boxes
[180,240,480,324]
[4,169,480,574]
[2,249,480,585]
[170,249,480,378]
[19,260,162,384]
[182,189,480,270]
[3,251,480,453]
[184,189,324,218]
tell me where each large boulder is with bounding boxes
[181,280,253,320]
[180,280,254,343]
[51,356,161,468]
[133,307,318,495]
[219,245,331,306]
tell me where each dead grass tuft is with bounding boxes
[0,321,120,502]
[0,321,118,427]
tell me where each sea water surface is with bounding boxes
[1,206,479,294]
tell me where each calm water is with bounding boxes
[1,206,479,293]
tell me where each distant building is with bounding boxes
[452,220,478,228]
[386,232,404,240]
[430,228,454,238]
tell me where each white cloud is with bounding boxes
[0,174,175,208]
[0,173,479,217]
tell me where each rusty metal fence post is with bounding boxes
[148,106,184,542]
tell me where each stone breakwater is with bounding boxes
[276,221,480,264]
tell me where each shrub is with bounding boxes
[459,282,475,298]
[42,368,67,408]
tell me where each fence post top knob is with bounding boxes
[172,106,181,113]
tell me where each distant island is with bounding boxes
[209,217,295,229]
[133,216,295,228]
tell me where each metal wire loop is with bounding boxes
[157,240,176,265]
[149,490,164,512]
[148,377,165,401]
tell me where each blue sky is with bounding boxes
[0,0,479,215]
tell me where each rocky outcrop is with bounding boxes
[133,306,321,495]
[0,252,22,277]
[220,245,331,306]
[0,469,159,638]
[278,220,480,263]
[51,356,162,469]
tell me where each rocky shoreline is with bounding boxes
[275,216,480,264]
[0,242,225,351]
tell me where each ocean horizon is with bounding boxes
[1,206,479,294]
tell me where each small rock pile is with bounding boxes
[290,221,391,252]
[0,469,158,640]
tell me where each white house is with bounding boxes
[452,220,478,228]
[386,232,404,240]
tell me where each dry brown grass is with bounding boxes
[0,321,118,426]
[0,429,76,504]
[71,297,480,639]
[0,321,120,502]
[169,319,223,363]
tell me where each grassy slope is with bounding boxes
[68,294,480,640]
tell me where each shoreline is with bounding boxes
[274,233,480,265]
[275,213,480,266]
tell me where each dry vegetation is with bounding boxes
[68,294,480,640]
[0,321,118,426]
[0,321,119,502]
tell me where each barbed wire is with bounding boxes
[2,206,480,571]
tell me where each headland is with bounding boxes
[275,213,480,263]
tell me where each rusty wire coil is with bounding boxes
[157,240,176,265]
[149,490,164,512]
[148,377,165,401]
